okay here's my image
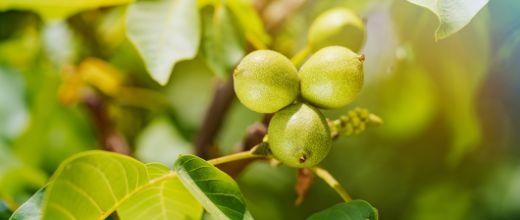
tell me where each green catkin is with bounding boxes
[329,108,383,138]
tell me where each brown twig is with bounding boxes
[82,91,130,155]
[242,122,268,150]
[194,76,235,159]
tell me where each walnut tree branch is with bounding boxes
[82,91,130,155]
[194,76,235,159]
[194,0,306,159]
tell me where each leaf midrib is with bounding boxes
[99,171,177,219]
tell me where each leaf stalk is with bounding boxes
[310,166,352,202]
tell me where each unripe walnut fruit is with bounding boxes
[299,46,364,109]
[308,8,365,52]
[268,103,332,168]
[234,50,299,113]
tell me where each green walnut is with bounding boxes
[308,8,365,52]
[299,46,364,109]
[268,103,332,168]
[234,50,299,113]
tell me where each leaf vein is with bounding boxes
[62,180,104,214]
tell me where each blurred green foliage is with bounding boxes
[1,0,519,219]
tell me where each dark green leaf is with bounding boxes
[307,200,378,220]
[1,201,13,220]
[174,154,253,220]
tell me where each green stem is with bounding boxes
[208,150,264,165]
[291,45,313,67]
[311,167,352,202]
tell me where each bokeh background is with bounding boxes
[1,0,519,219]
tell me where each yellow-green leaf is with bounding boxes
[118,163,202,220]
[227,0,270,49]
[41,151,148,219]
[0,0,132,20]
[40,151,202,220]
